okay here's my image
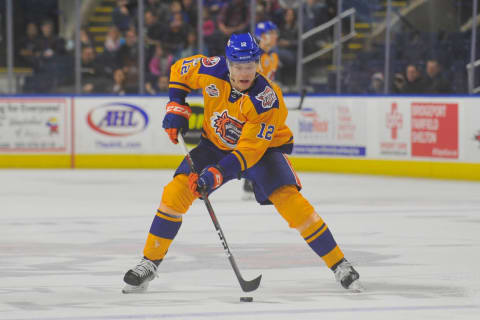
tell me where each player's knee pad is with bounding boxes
[161,174,197,214]
[269,185,316,229]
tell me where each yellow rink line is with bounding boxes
[1,155,480,181]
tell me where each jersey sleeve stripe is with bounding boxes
[168,87,189,104]
[169,81,193,91]
[232,150,247,171]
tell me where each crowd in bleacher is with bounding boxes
[9,0,478,95]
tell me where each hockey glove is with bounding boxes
[162,101,192,144]
[188,165,224,197]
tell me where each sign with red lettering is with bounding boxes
[411,102,458,158]
[380,101,409,156]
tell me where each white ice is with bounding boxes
[1,169,480,320]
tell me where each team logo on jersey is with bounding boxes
[202,56,220,67]
[205,84,220,97]
[210,110,244,147]
[255,86,277,109]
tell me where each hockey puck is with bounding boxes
[240,296,253,302]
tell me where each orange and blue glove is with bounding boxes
[188,165,224,197]
[162,101,192,144]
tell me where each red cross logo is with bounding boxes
[386,102,403,140]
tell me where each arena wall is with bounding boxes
[1,95,479,181]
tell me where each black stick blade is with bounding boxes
[240,274,262,292]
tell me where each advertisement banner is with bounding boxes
[379,101,410,157]
[75,97,168,154]
[286,98,366,157]
[464,99,480,162]
[74,97,204,154]
[0,98,69,152]
[411,102,458,159]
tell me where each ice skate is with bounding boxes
[333,259,363,292]
[242,179,255,200]
[122,258,158,294]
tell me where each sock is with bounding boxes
[301,219,344,269]
[143,210,182,261]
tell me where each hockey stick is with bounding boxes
[289,88,307,110]
[177,134,262,292]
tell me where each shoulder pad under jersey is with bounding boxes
[247,75,279,114]
[198,56,229,81]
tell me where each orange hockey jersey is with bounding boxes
[169,55,293,171]
[258,50,279,80]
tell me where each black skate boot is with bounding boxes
[122,258,159,293]
[242,179,255,200]
[332,258,363,292]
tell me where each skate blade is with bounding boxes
[122,282,149,294]
[347,279,364,292]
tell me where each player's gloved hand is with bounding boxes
[162,101,192,144]
[188,165,224,197]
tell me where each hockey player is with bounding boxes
[255,20,279,80]
[242,20,281,199]
[122,33,362,293]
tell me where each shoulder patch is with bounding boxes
[199,56,229,81]
[248,75,279,114]
[201,56,221,67]
[255,86,277,109]
[205,83,220,97]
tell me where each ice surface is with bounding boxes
[1,169,479,319]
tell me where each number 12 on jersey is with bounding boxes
[257,123,274,140]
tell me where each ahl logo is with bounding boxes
[202,56,220,67]
[386,102,403,140]
[87,102,149,136]
[211,110,244,148]
[205,84,220,97]
[255,86,277,109]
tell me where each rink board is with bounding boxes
[1,95,480,180]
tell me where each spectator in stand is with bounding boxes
[277,7,298,86]
[116,28,140,92]
[17,22,41,69]
[217,0,250,40]
[145,0,170,24]
[22,19,67,93]
[366,72,384,94]
[146,75,169,94]
[96,26,124,81]
[169,1,190,26]
[113,0,133,33]
[37,19,65,60]
[163,12,190,57]
[144,10,164,43]
[148,43,174,79]
[261,0,283,24]
[181,0,198,27]
[402,64,425,94]
[203,0,225,18]
[81,46,110,94]
[392,72,406,94]
[202,6,223,56]
[80,28,94,48]
[104,26,124,53]
[303,0,329,31]
[178,30,203,59]
[110,68,127,95]
[422,59,452,94]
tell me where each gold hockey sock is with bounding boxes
[143,210,182,261]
